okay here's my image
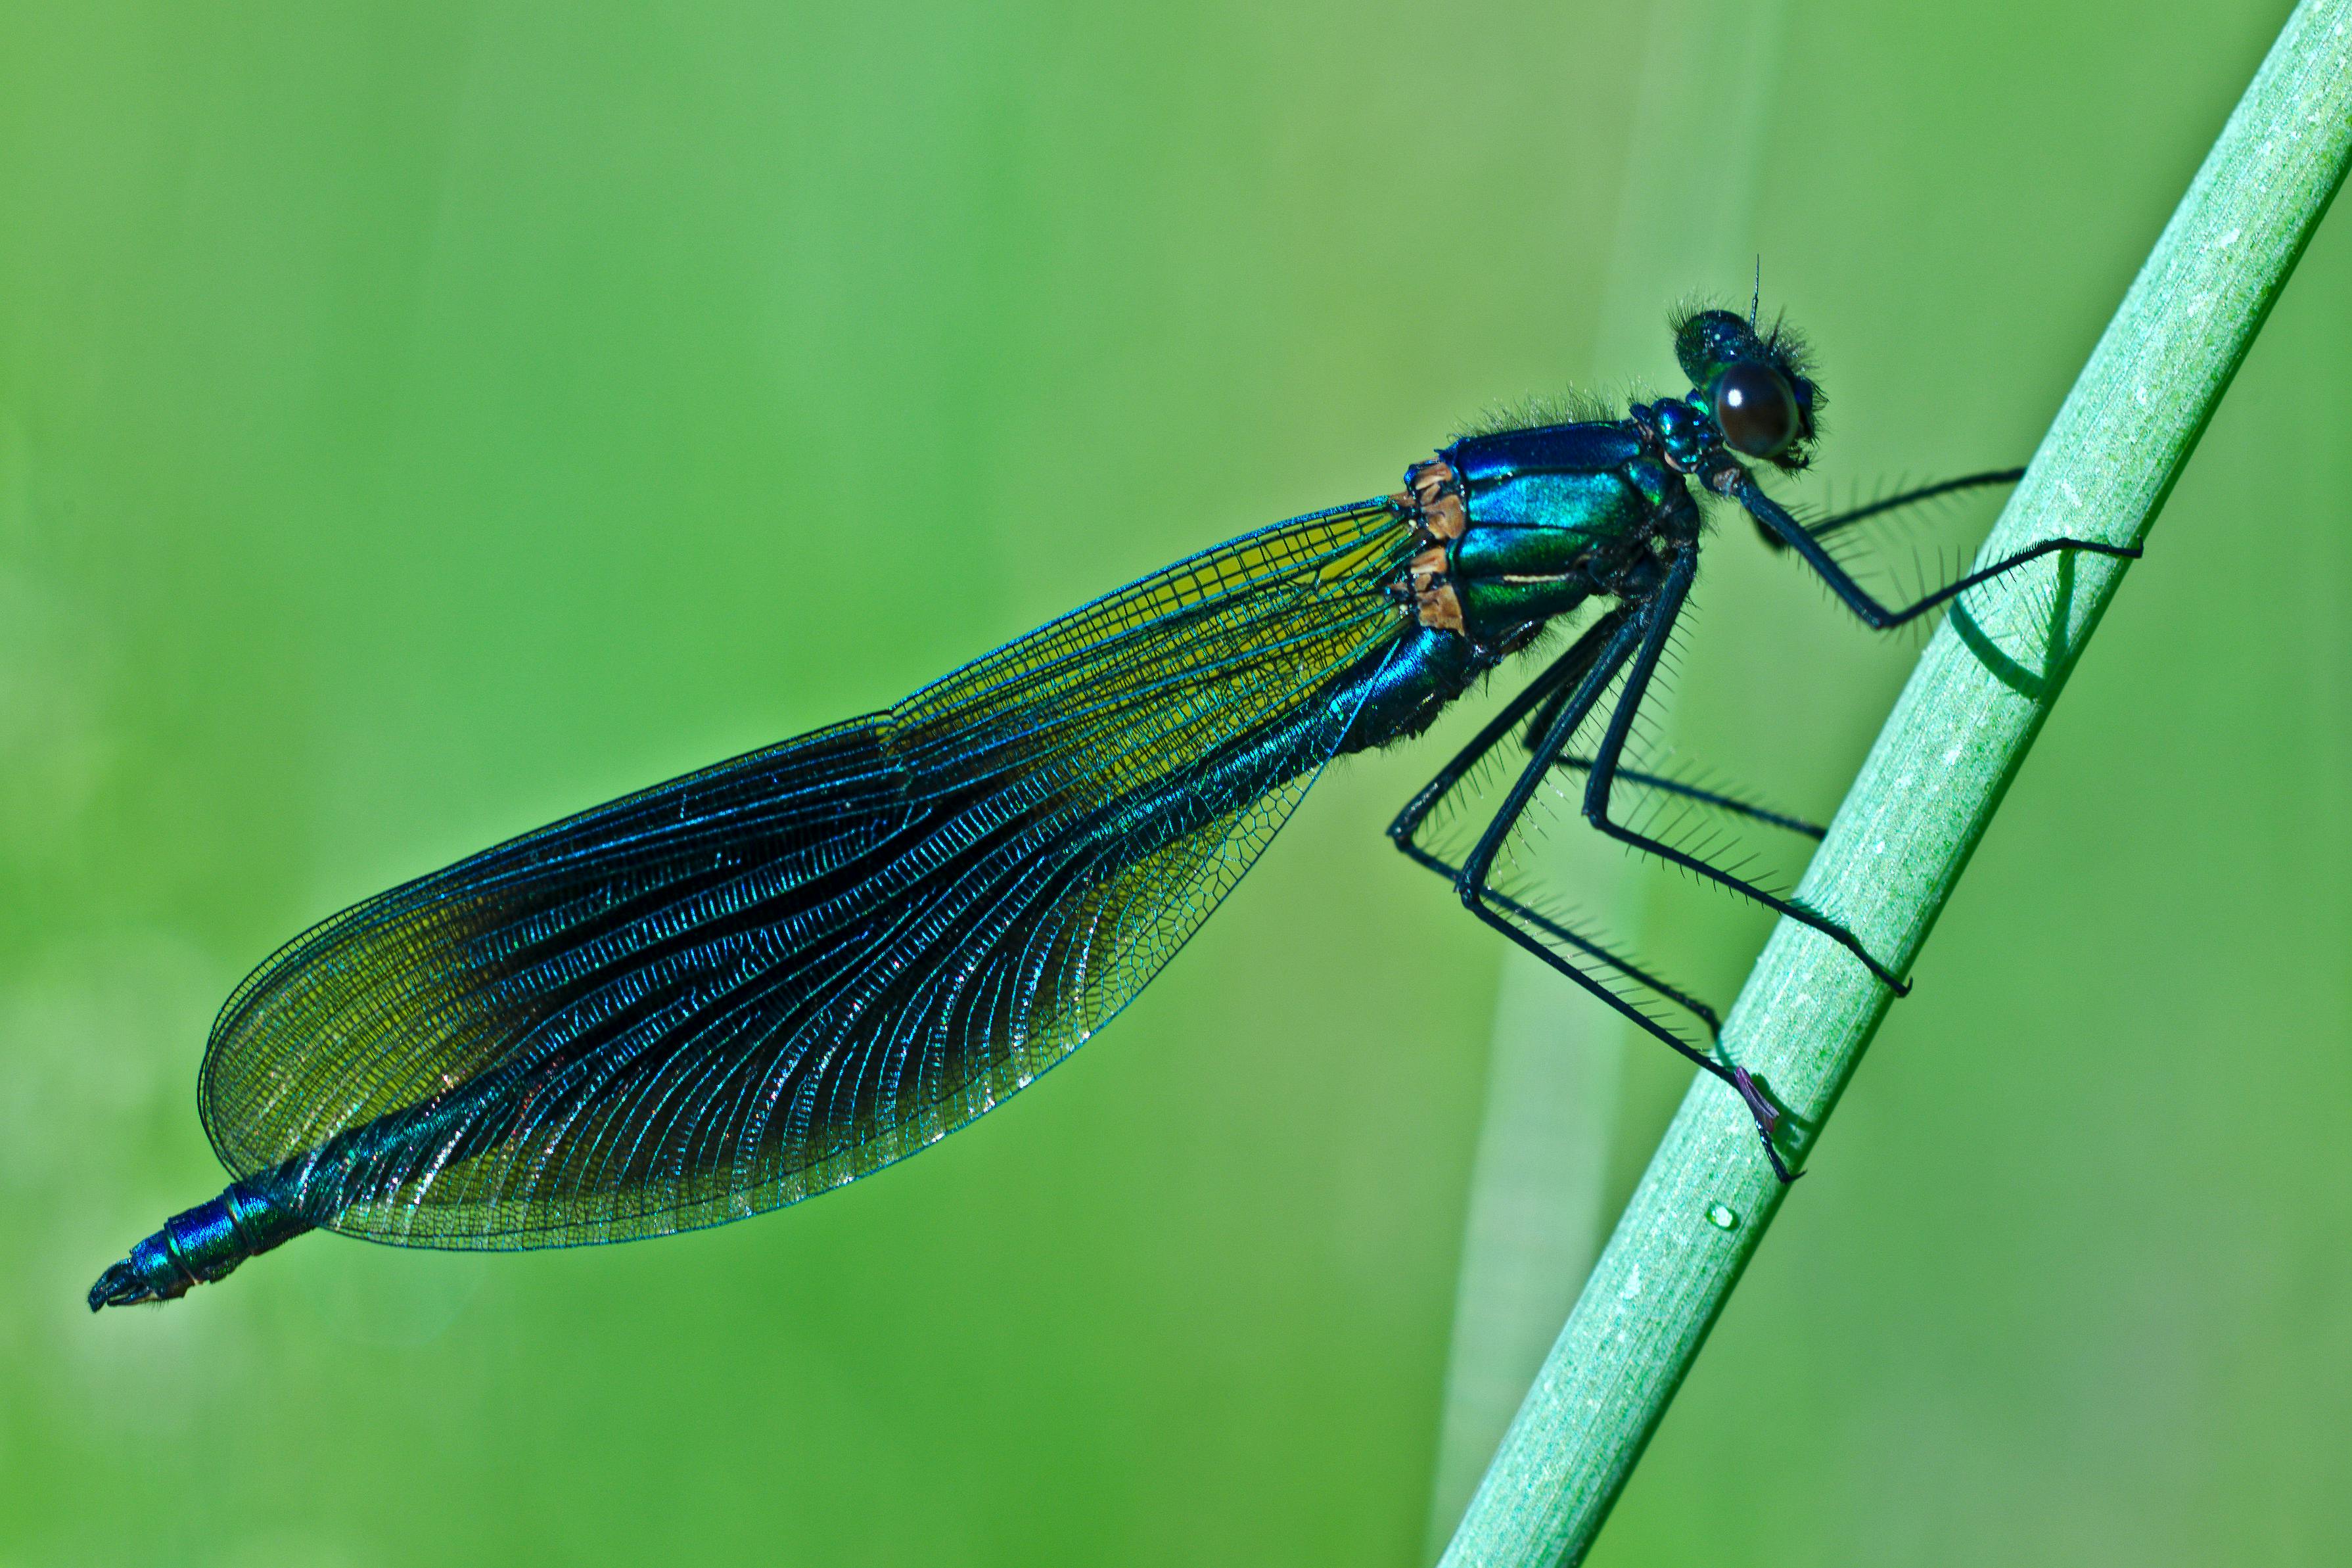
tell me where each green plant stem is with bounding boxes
[1436,4,2352,1564]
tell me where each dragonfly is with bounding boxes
[89,304,2136,1311]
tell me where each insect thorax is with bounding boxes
[1395,419,1685,649]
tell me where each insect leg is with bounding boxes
[1603,475,2037,840]
[1401,834,1724,1041]
[1388,609,1631,858]
[1734,472,2140,631]
[1423,858,1722,1039]
[1753,467,2025,552]
[1578,549,1912,995]
[1513,651,1826,839]
[1387,612,1722,1036]
[1452,598,1796,1182]
[1548,756,1826,841]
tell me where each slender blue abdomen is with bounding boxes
[87,1184,310,1309]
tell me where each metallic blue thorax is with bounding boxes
[1435,421,1684,641]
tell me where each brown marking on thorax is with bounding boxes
[1406,546,1463,632]
[1392,459,1466,632]
[1405,459,1467,539]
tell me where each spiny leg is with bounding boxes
[1389,609,1632,852]
[1515,647,1829,841]
[1577,549,1913,995]
[1387,612,1720,1037]
[1451,593,1796,1182]
[1732,471,2140,631]
[1400,848,1723,1041]
[1752,467,2025,553]
[1548,756,1826,841]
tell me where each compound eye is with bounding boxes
[1713,361,1800,458]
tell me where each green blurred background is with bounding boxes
[4,1,2347,1563]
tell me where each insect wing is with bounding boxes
[198,499,1414,1248]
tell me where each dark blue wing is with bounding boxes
[198,500,1416,1247]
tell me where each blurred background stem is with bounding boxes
[1422,0,1789,1552]
[1439,1,2352,1563]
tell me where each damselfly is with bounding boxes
[89,304,2136,1310]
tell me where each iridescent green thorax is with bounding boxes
[1395,420,1697,650]
[1452,470,1648,635]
